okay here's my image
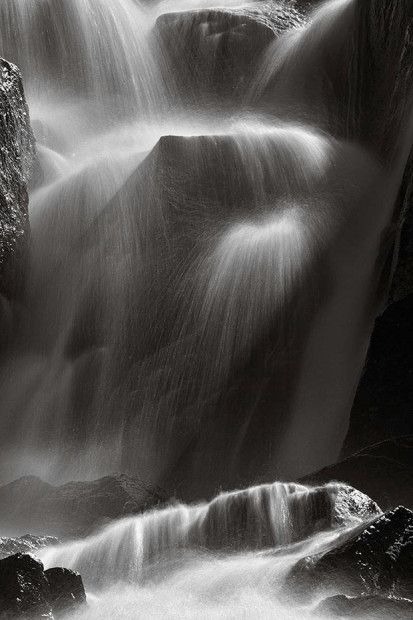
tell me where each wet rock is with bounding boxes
[315,594,413,619]
[0,58,35,311]
[288,506,413,601]
[45,568,86,617]
[0,473,167,538]
[333,484,381,525]
[0,535,59,560]
[0,554,86,619]
[186,482,380,551]
[387,517,413,599]
[0,553,53,618]
[155,6,303,101]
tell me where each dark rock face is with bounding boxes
[342,161,413,504]
[0,534,59,560]
[0,553,52,618]
[288,506,413,601]
[0,58,35,308]
[344,291,413,456]
[388,149,413,304]
[0,473,167,537]
[155,6,303,101]
[0,554,86,619]
[45,567,86,617]
[343,50,413,483]
[303,437,413,511]
[315,594,413,619]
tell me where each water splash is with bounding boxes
[40,480,371,587]
[38,480,379,618]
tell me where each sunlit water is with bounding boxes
[39,480,377,619]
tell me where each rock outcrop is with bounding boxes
[0,534,59,560]
[0,58,35,348]
[288,506,413,601]
[45,567,86,617]
[0,553,52,619]
[155,6,303,101]
[0,553,85,619]
[0,473,167,538]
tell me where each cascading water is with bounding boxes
[0,0,411,491]
[38,481,379,617]
[0,0,412,616]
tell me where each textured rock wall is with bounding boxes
[0,58,35,305]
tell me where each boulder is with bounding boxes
[315,594,413,619]
[0,535,59,560]
[0,58,35,349]
[0,553,52,619]
[194,482,380,551]
[45,568,86,617]
[333,484,381,526]
[155,6,303,101]
[0,473,167,538]
[0,554,86,619]
[288,506,413,601]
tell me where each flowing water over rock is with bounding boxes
[38,481,380,618]
[0,0,412,495]
[0,0,412,617]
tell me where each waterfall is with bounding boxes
[36,480,379,618]
[39,481,371,587]
[0,0,412,496]
[0,0,164,120]
[0,0,412,618]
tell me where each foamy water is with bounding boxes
[39,481,373,619]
